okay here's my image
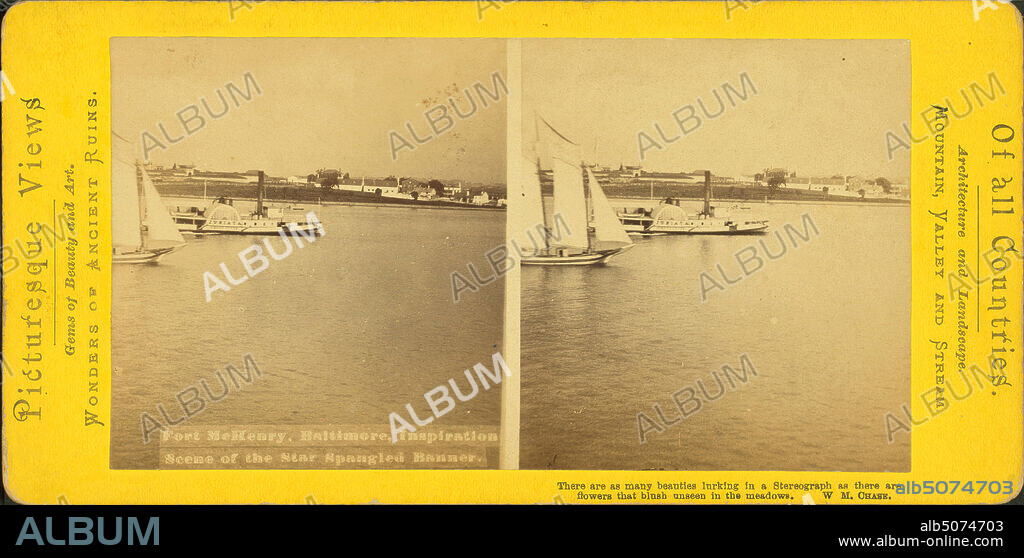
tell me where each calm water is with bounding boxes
[521,201,911,471]
[111,200,505,468]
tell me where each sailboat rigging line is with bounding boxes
[110,149,137,166]
[537,115,579,146]
[548,153,582,168]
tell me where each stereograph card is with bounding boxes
[1,0,1021,505]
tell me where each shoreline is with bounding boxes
[607,195,910,209]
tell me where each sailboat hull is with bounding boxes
[521,245,633,266]
[113,245,182,264]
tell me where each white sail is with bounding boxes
[112,154,143,251]
[514,155,549,255]
[551,151,588,251]
[139,165,185,248]
[587,168,633,246]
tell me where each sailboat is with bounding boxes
[519,119,633,266]
[112,149,186,264]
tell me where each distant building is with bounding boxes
[315,168,344,182]
[333,183,399,195]
[168,163,196,177]
[784,176,849,194]
[763,168,788,182]
[863,182,890,197]
[621,164,644,177]
[809,177,846,192]
[473,191,490,205]
[332,177,399,195]
[846,176,867,190]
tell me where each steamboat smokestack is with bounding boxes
[257,170,265,217]
[703,170,712,216]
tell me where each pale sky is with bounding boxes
[111,38,506,183]
[522,39,910,181]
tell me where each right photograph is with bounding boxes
[515,39,911,472]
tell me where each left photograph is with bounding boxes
[109,38,509,469]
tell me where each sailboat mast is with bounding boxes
[532,114,552,252]
[136,162,148,251]
[536,158,551,252]
[582,162,592,252]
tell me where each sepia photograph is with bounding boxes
[513,39,912,472]
[108,37,509,469]
[4,0,1024,536]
